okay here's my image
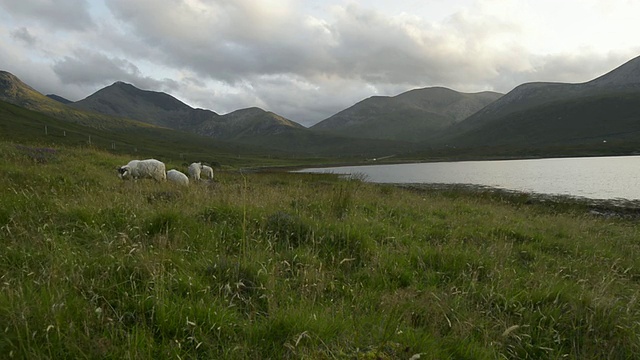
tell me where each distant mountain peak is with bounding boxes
[440,54,640,150]
[1,70,32,93]
[587,54,640,89]
[73,81,196,116]
[0,70,21,81]
[0,70,17,79]
[69,81,305,139]
[109,81,139,90]
[46,94,72,104]
[311,86,503,142]
[0,70,60,109]
[229,106,265,115]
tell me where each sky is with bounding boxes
[1,0,639,127]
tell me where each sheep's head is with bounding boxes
[117,166,131,180]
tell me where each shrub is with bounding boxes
[15,145,59,164]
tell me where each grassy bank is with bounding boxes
[1,141,640,359]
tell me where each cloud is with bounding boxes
[52,49,178,94]
[101,1,536,88]
[93,1,640,124]
[10,27,37,46]
[0,0,94,31]
[104,0,327,83]
[2,0,640,125]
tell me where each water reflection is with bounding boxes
[295,156,640,200]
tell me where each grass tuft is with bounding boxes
[264,211,312,248]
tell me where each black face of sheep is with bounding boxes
[117,166,130,179]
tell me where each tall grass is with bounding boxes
[1,141,640,358]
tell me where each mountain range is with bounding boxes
[3,54,640,159]
[61,78,500,146]
[0,71,412,157]
[311,87,502,142]
[67,81,308,140]
[439,55,640,151]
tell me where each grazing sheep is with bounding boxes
[188,162,203,181]
[117,159,166,181]
[166,169,189,186]
[201,164,214,180]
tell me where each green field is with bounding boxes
[1,141,640,359]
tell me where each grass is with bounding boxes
[2,140,640,359]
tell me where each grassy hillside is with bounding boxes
[69,81,221,131]
[195,107,304,140]
[0,99,413,166]
[2,140,640,358]
[434,56,640,155]
[1,71,161,131]
[0,99,319,168]
[66,83,411,157]
[312,95,452,142]
[312,87,502,142]
[233,127,417,158]
[430,92,640,158]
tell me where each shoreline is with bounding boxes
[241,165,640,220]
[393,182,640,220]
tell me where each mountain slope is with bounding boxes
[66,81,407,156]
[70,81,218,131]
[70,82,309,140]
[195,107,304,140]
[0,71,415,157]
[231,126,416,157]
[0,98,271,165]
[0,71,157,130]
[46,94,72,104]
[440,55,640,149]
[0,71,56,109]
[311,87,502,142]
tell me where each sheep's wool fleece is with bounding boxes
[125,159,166,181]
[188,162,202,180]
[201,165,214,179]
[167,169,189,186]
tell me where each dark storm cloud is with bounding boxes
[52,49,177,94]
[0,0,94,31]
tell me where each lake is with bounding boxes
[295,156,640,201]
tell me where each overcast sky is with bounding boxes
[1,0,639,126]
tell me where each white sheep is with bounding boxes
[201,164,214,180]
[117,159,166,181]
[166,169,189,186]
[188,162,203,181]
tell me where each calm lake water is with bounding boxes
[295,156,640,200]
